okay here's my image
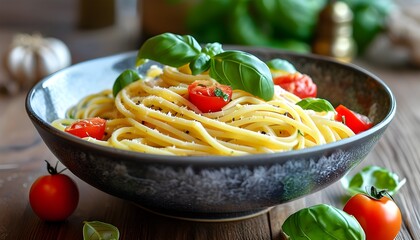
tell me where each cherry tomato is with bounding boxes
[343,187,402,240]
[273,72,317,99]
[188,80,232,113]
[65,117,106,140]
[335,104,373,134]
[29,161,79,221]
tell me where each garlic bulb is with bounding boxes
[4,33,71,88]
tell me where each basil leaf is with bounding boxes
[136,33,202,67]
[112,69,140,97]
[214,87,229,101]
[210,50,274,101]
[189,53,211,75]
[296,98,335,112]
[202,42,224,57]
[83,221,120,240]
[135,33,275,100]
[266,58,297,73]
[341,165,406,196]
[189,42,224,75]
[282,204,366,240]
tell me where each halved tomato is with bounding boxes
[65,117,106,140]
[188,80,232,113]
[335,104,373,134]
[273,72,317,99]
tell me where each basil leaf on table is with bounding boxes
[83,221,120,240]
[341,165,406,196]
[282,204,366,240]
[136,32,202,67]
[296,98,335,112]
[210,50,274,101]
[112,69,141,97]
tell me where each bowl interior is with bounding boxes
[29,50,392,131]
[28,52,133,124]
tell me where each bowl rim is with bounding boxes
[25,49,397,167]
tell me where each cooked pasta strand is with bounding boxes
[52,66,355,156]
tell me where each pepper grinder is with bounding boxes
[312,0,356,62]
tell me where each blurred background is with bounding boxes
[0,0,419,93]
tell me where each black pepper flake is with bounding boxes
[284,112,293,119]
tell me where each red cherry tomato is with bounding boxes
[65,117,106,140]
[29,161,79,221]
[335,104,373,134]
[188,80,232,113]
[343,188,402,240]
[273,72,317,99]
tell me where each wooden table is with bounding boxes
[1,32,420,239]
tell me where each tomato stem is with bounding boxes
[367,185,394,201]
[45,160,67,175]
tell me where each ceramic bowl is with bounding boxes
[26,47,396,221]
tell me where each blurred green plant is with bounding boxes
[182,0,394,54]
[341,0,395,53]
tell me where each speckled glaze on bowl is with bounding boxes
[26,47,396,221]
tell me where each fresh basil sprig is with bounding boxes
[189,42,224,75]
[83,221,120,240]
[112,69,141,97]
[189,53,211,75]
[136,33,201,68]
[296,98,335,112]
[210,50,274,101]
[341,165,406,196]
[136,33,274,101]
[282,204,366,240]
[201,42,224,56]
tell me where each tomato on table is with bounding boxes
[343,187,402,240]
[273,72,317,99]
[29,161,79,221]
[65,117,106,140]
[188,80,232,113]
[335,104,373,134]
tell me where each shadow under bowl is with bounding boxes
[26,47,396,221]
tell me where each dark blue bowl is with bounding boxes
[26,47,396,221]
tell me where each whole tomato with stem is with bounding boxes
[29,160,79,221]
[343,186,402,240]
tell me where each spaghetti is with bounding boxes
[52,65,354,156]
